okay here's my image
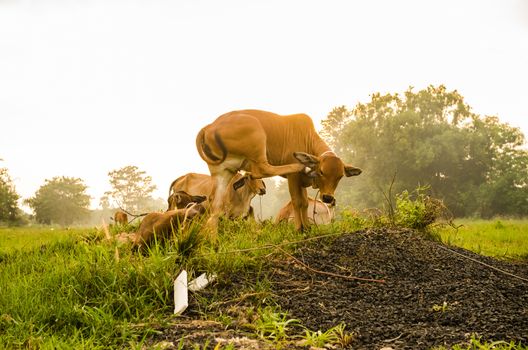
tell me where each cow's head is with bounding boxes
[231,173,266,196]
[246,177,266,196]
[293,151,362,206]
[167,190,207,211]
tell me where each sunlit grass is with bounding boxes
[0,220,321,348]
[0,229,181,349]
[1,216,526,348]
[0,226,87,253]
[439,218,528,260]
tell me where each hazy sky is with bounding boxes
[1,0,527,210]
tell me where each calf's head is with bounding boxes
[243,177,266,196]
[294,151,362,206]
[167,190,207,211]
[231,173,266,196]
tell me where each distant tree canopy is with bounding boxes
[101,165,157,212]
[321,85,528,218]
[25,176,91,225]
[0,166,22,224]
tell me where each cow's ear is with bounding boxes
[192,195,207,204]
[344,165,362,177]
[293,152,319,168]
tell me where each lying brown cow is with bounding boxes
[196,109,362,234]
[132,190,207,248]
[114,210,128,225]
[276,197,334,225]
[133,203,206,248]
[168,172,266,219]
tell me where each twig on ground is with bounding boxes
[276,246,385,284]
[207,231,345,256]
[437,245,528,283]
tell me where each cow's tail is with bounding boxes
[196,127,227,165]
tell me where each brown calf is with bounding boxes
[133,203,206,249]
[114,210,128,225]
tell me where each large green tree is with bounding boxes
[101,165,157,212]
[26,176,91,225]
[321,85,528,217]
[0,165,21,224]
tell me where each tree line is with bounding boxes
[1,85,527,226]
[0,165,161,226]
[321,85,528,218]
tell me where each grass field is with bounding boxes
[0,218,526,349]
[439,218,528,260]
[0,219,336,349]
[0,226,89,254]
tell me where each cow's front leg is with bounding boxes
[287,174,310,231]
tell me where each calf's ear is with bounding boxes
[293,152,319,169]
[192,195,207,204]
[344,165,362,177]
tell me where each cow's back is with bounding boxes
[214,110,325,165]
[246,110,322,165]
[171,173,213,197]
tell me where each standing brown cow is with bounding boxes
[196,109,361,235]
[114,210,128,225]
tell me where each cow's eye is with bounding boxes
[319,170,324,176]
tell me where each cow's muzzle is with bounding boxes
[321,194,336,206]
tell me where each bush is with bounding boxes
[394,186,451,236]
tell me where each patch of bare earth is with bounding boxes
[270,228,528,349]
[151,228,528,349]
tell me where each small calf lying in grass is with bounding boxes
[133,202,207,249]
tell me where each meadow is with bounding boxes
[0,217,526,349]
[0,226,82,254]
[439,218,528,260]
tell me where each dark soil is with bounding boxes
[151,228,528,349]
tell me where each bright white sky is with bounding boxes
[1,0,527,210]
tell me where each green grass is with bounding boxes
[0,216,526,349]
[0,216,364,349]
[439,218,528,260]
[0,226,84,253]
[433,334,528,350]
[0,231,178,348]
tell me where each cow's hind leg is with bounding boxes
[204,167,233,239]
[249,161,306,179]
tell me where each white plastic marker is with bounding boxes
[173,270,188,315]
[188,273,217,292]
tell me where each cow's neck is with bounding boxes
[319,150,337,157]
[308,134,333,157]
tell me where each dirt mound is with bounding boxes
[270,228,528,349]
[151,228,528,349]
